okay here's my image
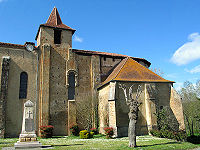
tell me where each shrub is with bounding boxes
[70,124,79,136]
[104,127,114,138]
[90,128,98,135]
[79,130,94,139]
[160,129,174,139]
[174,130,187,141]
[187,135,200,144]
[150,129,187,141]
[40,125,54,138]
[150,129,162,138]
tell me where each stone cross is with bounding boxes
[14,100,42,148]
[27,111,32,118]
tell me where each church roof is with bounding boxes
[0,42,25,49]
[73,49,151,67]
[35,7,76,40]
[101,57,174,86]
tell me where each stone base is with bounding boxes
[14,141,42,149]
[19,137,37,142]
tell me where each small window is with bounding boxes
[19,72,28,99]
[54,29,61,44]
[68,72,75,100]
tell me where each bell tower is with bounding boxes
[35,7,76,135]
[35,7,76,47]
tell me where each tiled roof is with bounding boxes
[73,49,151,67]
[35,7,76,40]
[0,42,25,49]
[101,57,174,86]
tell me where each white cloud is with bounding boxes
[74,35,83,43]
[185,65,200,74]
[171,32,200,65]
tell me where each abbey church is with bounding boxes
[0,7,185,138]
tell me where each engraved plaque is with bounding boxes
[25,118,34,132]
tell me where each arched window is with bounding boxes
[68,72,75,100]
[19,72,28,99]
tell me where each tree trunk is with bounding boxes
[128,119,137,147]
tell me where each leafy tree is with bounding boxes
[179,80,200,136]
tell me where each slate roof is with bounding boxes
[101,57,174,86]
[35,7,76,40]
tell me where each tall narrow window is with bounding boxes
[19,72,28,99]
[54,29,61,44]
[68,72,75,100]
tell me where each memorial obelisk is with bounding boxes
[14,100,42,148]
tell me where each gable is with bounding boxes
[101,57,174,86]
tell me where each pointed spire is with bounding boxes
[35,7,76,40]
[46,7,62,26]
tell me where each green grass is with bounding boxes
[0,135,200,150]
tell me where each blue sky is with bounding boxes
[0,0,200,90]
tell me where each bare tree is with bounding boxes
[76,97,98,130]
[150,67,164,77]
[119,84,142,147]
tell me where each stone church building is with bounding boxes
[0,7,185,138]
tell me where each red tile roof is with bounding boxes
[0,42,25,49]
[101,57,174,86]
[73,49,151,67]
[0,43,150,67]
[35,7,76,40]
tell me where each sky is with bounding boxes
[0,0,200,90]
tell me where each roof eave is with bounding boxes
[98,79,175,90]
[73,49,151,66]
[35,24,76,40]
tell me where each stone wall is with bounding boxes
[75,54,92,130]
[100,57,122,81]
[91,55,101,127]
[99,81,185,137]
[98,84,110,134]
[0,47,37,137]
[156,83,180,131]
[116,82,148,136]
[49,45,69,135]
[170,87,185,130]
[0,57,10,138]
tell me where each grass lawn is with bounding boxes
[0,135,200,150]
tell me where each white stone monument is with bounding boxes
[14,100,42,148]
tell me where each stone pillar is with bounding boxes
[0,56,10,138]
[145,84,152,133]
[66,48,77,135]
[91,55,100,128]
[108,82,117,136]
[15,100,42,148]
[145,83,157,134]
[68,100,76,135]
[39,44,50,129]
